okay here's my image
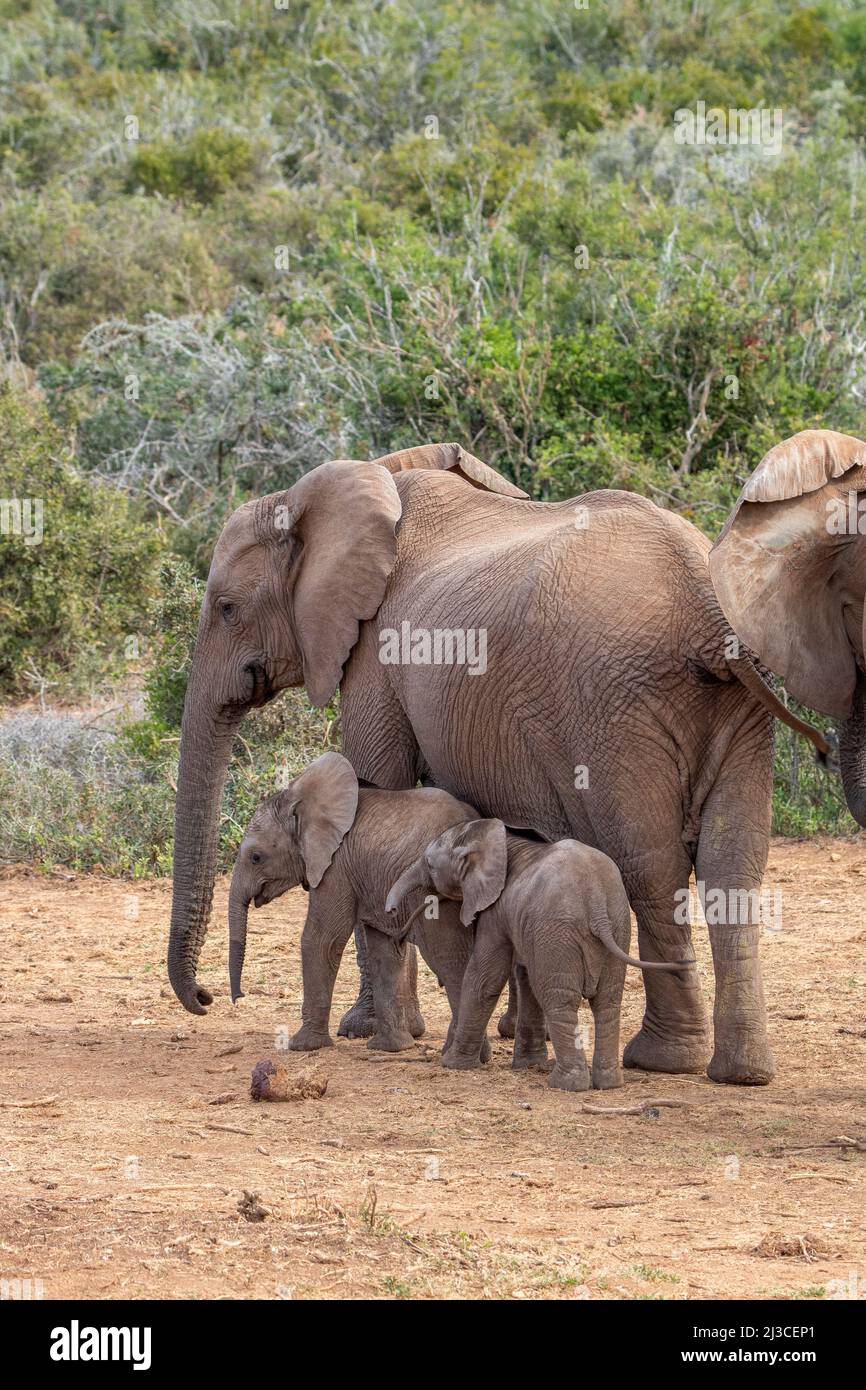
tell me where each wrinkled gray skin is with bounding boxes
[169,441,827,1086]
[388,821,686,1091]
[710,429,866,827]
[228,751,497,1056]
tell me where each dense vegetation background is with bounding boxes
[2,0,864,871]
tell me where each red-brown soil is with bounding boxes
[1,837,864,1300]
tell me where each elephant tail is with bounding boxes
[589,905,690,973]
[727,652,834,764]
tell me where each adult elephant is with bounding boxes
[709,429,866,826]
[167,442,828,1085]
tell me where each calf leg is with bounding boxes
[441,933,512,1070]
[337,680,425,1040]
[337,924,426,1041]
[511,965,549,1069]
[365,929,417,1052]
[589,959,627,1089]
[535,976,591,1092]
[289,894,356,1050]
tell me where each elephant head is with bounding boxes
[228,752,359,1003]
[168,444,522,1015]
[385,818,509,927]
[709,429,866,824]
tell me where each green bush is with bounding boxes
[130,128,257,204]
[0,385,163,697]
[2,0,866,851]
[772,709,854,838]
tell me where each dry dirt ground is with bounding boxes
[1,838,865,1302]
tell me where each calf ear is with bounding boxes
[709,430,866,720]
[373,442,528,498]
[278,752,359,888]
[451,819,508,927]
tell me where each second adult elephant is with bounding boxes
[166,443,828,1085]
[709,428,866,827]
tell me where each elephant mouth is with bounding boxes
[244,661,277,709]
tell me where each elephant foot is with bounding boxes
[591,1061,623,1090]
[512,1043,551,1071]
[288,1024,334,1051]
[406,1007,426,1039]
[497,1007,517,1039]
[441,1048,484,1071]
[623,1025,708,1075]
[707,1037,775,1087]
[367,1029,415,1053]
[337,995,377,1039]
[548,1062,591,1092]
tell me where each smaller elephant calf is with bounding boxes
[228,752,495,1054]
[386,820,688,1091]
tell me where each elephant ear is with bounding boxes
[265,461,402,707]
[373,442,528,498]
[276,752,359,888]
[450,819,508,928]
[709,430,866,721]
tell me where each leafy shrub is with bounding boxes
[0,188,228,366]
[0,385,163,697]
[130,129,257,204]
[0,710,175,876]
[3,0,866,850]
[772,710,854,838]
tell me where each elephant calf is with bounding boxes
[386,820,688,1091]
[228,752,498,1054]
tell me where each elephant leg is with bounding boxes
[440,972,490,1062]
[589,963,627,1090]
[365,930,416,1052]
[511,964,550,1069]
[497,967,518,1038]
[411,916,490,1061]
[339,930,424,1039]
[695,747,774,1086]
[399,943,426,1038]
[442,933,512,1070]
[289,896,356,1051]
[337,921,378,1038]
[337,678,425,1040]
[537,982,591,1092]
[620,847,709,1076]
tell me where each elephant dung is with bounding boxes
[250,1059,328,1103]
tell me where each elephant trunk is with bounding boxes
[839,670,866,828]
[167,673,241,1015]
[384,856,430,915]
[228,867,252,1004]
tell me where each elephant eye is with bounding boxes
[220,601,236,622]
[251,852,262,865]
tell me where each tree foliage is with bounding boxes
[1,0,863,832]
